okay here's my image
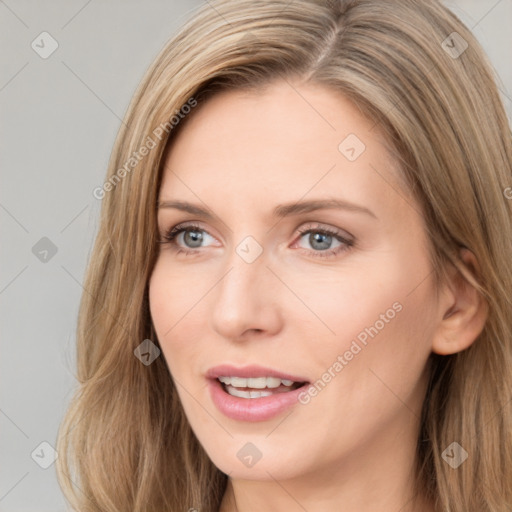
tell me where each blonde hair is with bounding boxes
[56,0,512,510]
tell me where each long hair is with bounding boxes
[56,0,512,510]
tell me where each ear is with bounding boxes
[431,248,488,355]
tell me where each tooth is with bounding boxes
[266,377,282,388]
[249,390,273,398]
[247,377,267,389]
[227,386,251,398]
[230,377,248,387]
[220,376,297,389]
[225,385,274,399]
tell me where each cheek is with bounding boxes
[305,266,436,425]
[299,250,436,385]
[293,258,415,339]
[148,260,208,371]
[148,263,180,366]
[148,257,200,333]
[148,265,168,340]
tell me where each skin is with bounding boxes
[149,79,487,512]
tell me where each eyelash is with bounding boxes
[159,222,354,259]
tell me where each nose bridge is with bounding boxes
[210,236,279,338]
[217,239,268,310]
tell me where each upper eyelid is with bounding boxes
[165,221,214,238]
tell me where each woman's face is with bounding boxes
[149,80,440,482]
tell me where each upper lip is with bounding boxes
[206,364,309,383]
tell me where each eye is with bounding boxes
[159,221,354,259]
[159,222,216,256]
[293,223,354,259]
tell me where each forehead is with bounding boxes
[159,80,414,223]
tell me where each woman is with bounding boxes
[56,0,512,511]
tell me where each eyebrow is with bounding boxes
[157,198,377,220]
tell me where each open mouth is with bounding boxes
[208,369,312,421]
[217,376,309,399]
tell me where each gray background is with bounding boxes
[1,1,510,511]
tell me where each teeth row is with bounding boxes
[226,386,274,399]
[218,376,295,388]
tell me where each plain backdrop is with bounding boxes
[1,1,511,510]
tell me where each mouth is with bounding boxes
[206,365,311,421]
[217,376,308,399]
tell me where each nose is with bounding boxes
[210,245,283,341]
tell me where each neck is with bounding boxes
[219,474,436,512]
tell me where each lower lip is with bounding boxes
[208,378,308,422]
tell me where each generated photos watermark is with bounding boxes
[93,97,197,200]
[298,301,403,404]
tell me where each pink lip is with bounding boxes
[206,364,308,382]
[206,364,309,422]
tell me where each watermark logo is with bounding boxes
[236,442,262,468]
[32,237,58,263]
[442,441,468,469]
[441,32,468,59]
[134,339,161,366]
[236,236,263,263]
[31,441,58,469]
[31,31,59,59]
[338,133,366,162]
[235,31,259,55]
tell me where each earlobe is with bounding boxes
[431,248,488,356]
